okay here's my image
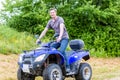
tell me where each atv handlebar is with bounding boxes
[36,40,41,45]
[36,33,59,45]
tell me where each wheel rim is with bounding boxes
[83,66,91,80]
[51,68,61,80]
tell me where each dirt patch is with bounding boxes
[0,54,120,80]
[109,77,120,80]
[0,54,18,80]
[88,57,120,80]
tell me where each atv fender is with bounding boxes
[69,50,90,64]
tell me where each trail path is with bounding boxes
[0,54,120,80]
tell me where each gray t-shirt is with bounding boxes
[46,16,69,39]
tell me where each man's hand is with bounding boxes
[36,39,41,44]
[56,37,62,42]
[36,28,48,44]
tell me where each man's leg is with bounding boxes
[59,38,70,72]
[51,42,60,49]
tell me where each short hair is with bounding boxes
[49,8,57,12]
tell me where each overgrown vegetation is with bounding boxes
[0,25,37,54]
[0,0,120,57]
[58,2,120,57]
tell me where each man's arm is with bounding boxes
[38,27,48,40]
[57,23,64,42]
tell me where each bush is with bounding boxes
[6,0,49,34]
[2,0,120,57]
[58,3,120,57]
[0,25,37,54]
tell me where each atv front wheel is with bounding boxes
[43,64,63,80]
[17,67,35,80]
[75,63,92,80]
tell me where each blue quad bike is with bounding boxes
[17,34,92,80]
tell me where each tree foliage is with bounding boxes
[1,0,120,57]
[2,0,49,33]
[57,1,120,57]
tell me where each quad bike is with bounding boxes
[17,34,92,80]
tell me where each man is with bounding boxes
[36,8,70,72]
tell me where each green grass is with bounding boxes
[0,24,71,55]
[0,25,37,54]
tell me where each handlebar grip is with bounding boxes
[37,40,41,45]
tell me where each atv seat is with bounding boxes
[69,39,84,51]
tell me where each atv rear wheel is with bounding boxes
[75,63,92,80]
[43,64,63,80]
[17,67,35,80]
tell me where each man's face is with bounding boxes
[50,10,57,18]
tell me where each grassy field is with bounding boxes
[0,25,37,54]
[0,54,120,80]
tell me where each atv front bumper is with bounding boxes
[19,61,44,75]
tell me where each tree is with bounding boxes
[2,0,49,33]
[1,0,120,56]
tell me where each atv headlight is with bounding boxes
[34,54,46,62]
[18,54,24,63]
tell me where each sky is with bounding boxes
[0,0,4,10]
[0,0,5,24]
